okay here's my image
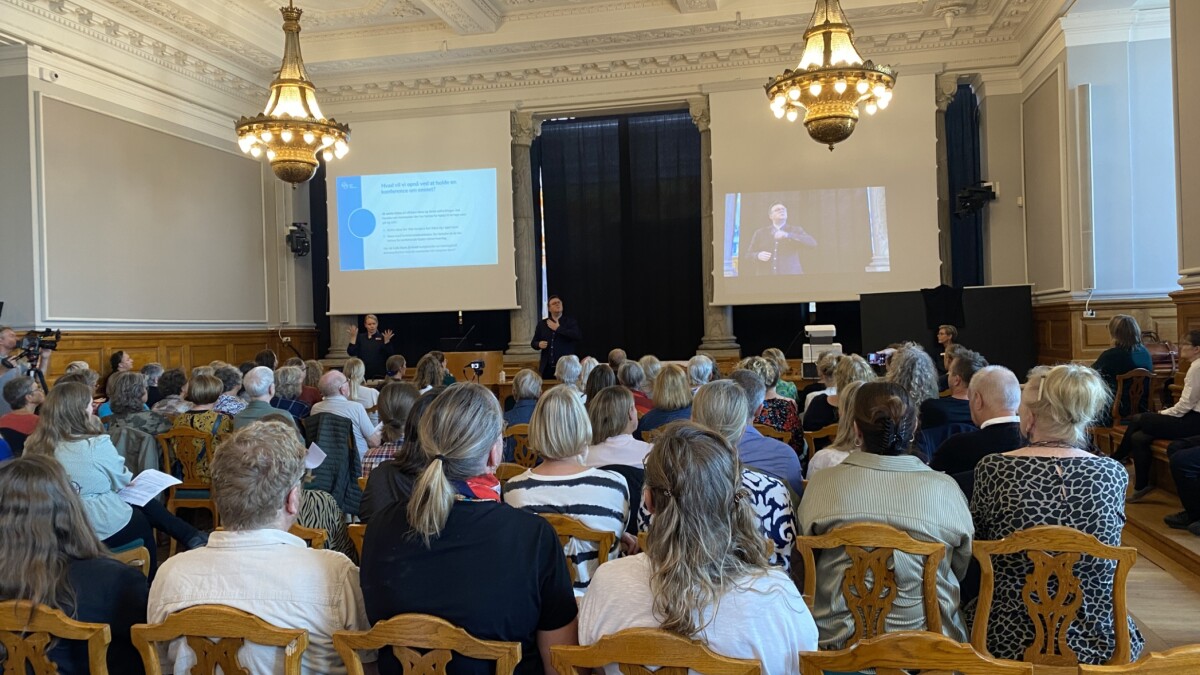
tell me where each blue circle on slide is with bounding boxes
[347,208,377,239]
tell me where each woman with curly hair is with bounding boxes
[885,342,940,410]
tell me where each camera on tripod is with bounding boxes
[18,328,63,358]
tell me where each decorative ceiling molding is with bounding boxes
[675,0,718,15]
[421,0,502,34]
[1060,6,1169,46]
[102,0,277,71]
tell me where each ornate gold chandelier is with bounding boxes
[765,0,896,150]
[235,1,350,184]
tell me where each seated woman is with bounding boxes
[360,386,441,523]
[885,343,941,419]
[584,364,617,403]
[25,383,206,570]
[270,365,311,423]
[105,370,172,437]
[0,455,149,674]
[970,363,1145,664]
[741,357,801,454]
[802,351,840,415]
[555,355,584,396]
[301,359,324,407]
[344,357,380,425]
[385,354,407,383]
[150,368,192,417]
[504,385,631,596]
[585,385,651,468]
[802,354,875,451]
[359,382,578,675]
[361,382,420,477]
[1091,315,1154,426]
[616,362,653,415]
[413,353,444,393]
[635,365,693,440]
[798,381,973,649]
[169,374,233,482]
[1114,329,1200,502]
[805,380,864,476]
[580,422,817,675]
[95,351,134,418]
[763,347,800,404]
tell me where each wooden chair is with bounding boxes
[132,605,309,675]
[551,627,761,675]
[753,423,793,447]
[357,476,368,492]
[157,426,219,555]
[794,522,945,644]
[971,525,1137,669]
[799,630,1033,675]
[1095,368,1155,454]
[288,523,328,549]
[504,423,537,468]
[801,423,838,461]
[333,613,521,675]
[1078,644,1200,673]
[540,513,616,583]
[495,462,527,487]
[0,600,112,675]
[347,523,367,557]
[112,545,152,578]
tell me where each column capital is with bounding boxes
[511,110,542,146]
[935,74,960,112]
[687,96,710,133]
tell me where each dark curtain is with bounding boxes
[309,161,332,358]
[534,111,703,360]
[946,83,984,287]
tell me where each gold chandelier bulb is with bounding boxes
[808,83,822,97]
[786,108,799,122]
[856,79,869,94]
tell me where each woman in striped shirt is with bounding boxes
[504,385,633,596]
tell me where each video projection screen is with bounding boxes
[710,75,940,304]
[326,110,517,315]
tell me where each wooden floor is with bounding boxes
[1123,487,1200,650]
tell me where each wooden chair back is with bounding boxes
[551,627,761,675]
[357,476,368,492]
[1078,645,1200,673]
[795,522,945,644]
[288,524,328,549]
[801,423,839,460]
[131,605,309,675]
[494,462,527,487]
[333,613,521,675]
[112,546,152,577]
[156,426,215,489]
[504,424,537,468]
[540,514,615,583]
[753,423,793,446]
[799,631,1033,675]
[347,523,367,558]
[0,600,112,675]
[971,525,1137,667]
[1111,368,1154,421]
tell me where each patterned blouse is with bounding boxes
[969,454,1145,664]
[300,488,357,563]
[169,410,233,481]
[755,398,803,454]
[638,468,796,572]
[776,379,800,404]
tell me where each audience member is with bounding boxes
[921,348,988,429]
[345,357,380,425]
[360,382,578,675]
[149,421,373,674]
[885,343,941,411]
[805,381,865,476]
[741,356,802,454]
[686,355,714,393]
[504,386,631,596]
[639,354,662,384]
[270,365,311,423]
[254,349,278,370]
[238,361,257,378]
[171,373,234,480]
[362,382,419,476]
[931,365,1022,478]
[301,359,325,406]
[429,350,456,386]
[721,373,803,495]
[150,368,191,416]
[763,347,799,404]
[0,326,52,416]
[65,360,91,372]
[385,354,407,382]
[1114,329,1200,502]
[580,423,817,675]
[414,354,444,393]
[970,363,1144,664]
[311,370,382,461]
[616,361,653,415]
[803,351,841,414]
[27,382,206,568]
[346,313,395,380]
[142,362,165,407]
[106,350,134,387]
[635,365,693,440]
[105,370,172,436]
[212,365,248,416]
[936,324,958,357]
[1165,434,1200,535]
[555,354,584,394]
[584,363,616,402]
[234,367,300,436]
[0,455,148,674]
[360,387,442,523]
[284,357,304,368]
[607,348,627,371]
[585,385,650,468]
[799,381,972,649]
[1092,315,1154,424]
[0,375,42,439]
[580,356,599,388]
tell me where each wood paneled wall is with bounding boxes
[40,328,319,383]
[1033,298,1179,366]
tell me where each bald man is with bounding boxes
[931,365,1023,479]
[309,370,381,460]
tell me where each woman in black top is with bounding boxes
[1091,314,1154,423]
[346,313,395,380]
[0,455,148,674]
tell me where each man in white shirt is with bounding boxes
[585,385,651,468]
[310,370,381,460]
[148,421,377,675]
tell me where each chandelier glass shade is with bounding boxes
[235,2,350,184]
[765,0,896,150]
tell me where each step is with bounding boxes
[1123,489,1200,577]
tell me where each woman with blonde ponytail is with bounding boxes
[579,423,816,675]
[360,382,579,675]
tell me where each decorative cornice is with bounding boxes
[1060,7,1170,47]
[687,95,709,131]
[676,0,718,15]
[102,0,277,71]
[422,0,501,34]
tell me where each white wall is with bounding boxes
[978,92,1028,286]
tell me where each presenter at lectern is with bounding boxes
[746,203,817,275]
[532,295,582,379]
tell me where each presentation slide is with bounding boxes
[336,169,497,272]
[722,188,889,278]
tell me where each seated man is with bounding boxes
[931,365,1023,481]
[148,421,376,674]
[0,376,42,454]
[728,369,804,496]
[920,348,987,429]
[311,370,381,460]
[1165,436,1200,536]
[607,348,627,371]
[235,366,301,436]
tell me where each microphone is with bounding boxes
[453,325,476,351]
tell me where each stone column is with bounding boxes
[689,96,741,358]
[506,110,541,361]
[323,314,355,367]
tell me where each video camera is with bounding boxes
[18,328,63,358]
